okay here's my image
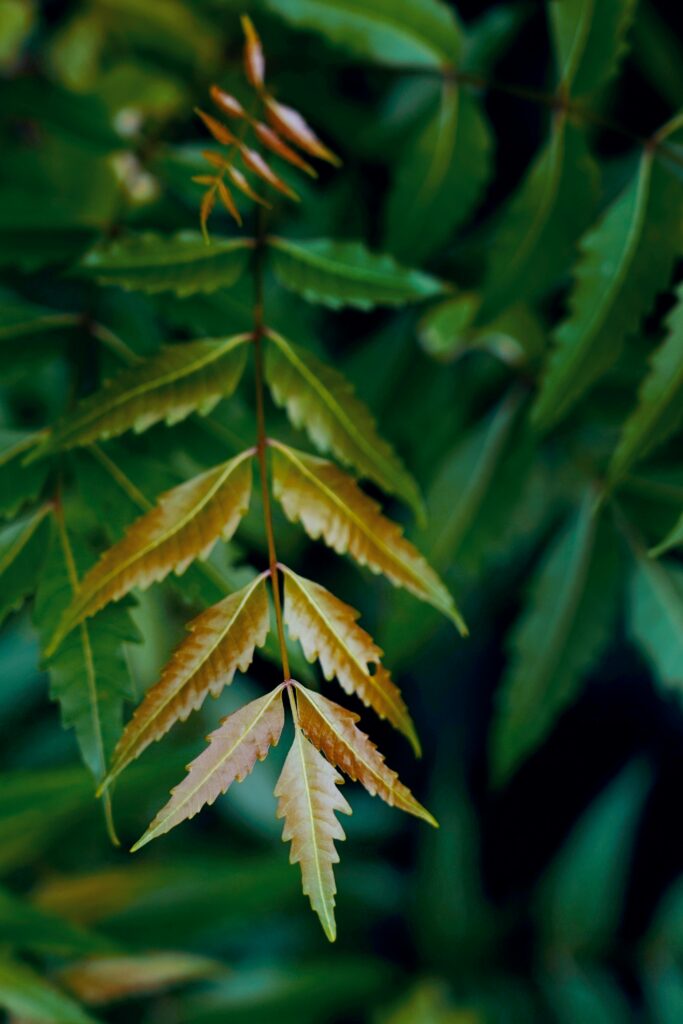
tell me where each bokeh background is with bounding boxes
[1,0,683,1021]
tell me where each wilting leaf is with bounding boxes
[282,566,418,752]
[550,0,638,97]
[270,442,465,631]
[80,231,253,296]
[0,954,97,1024]
[47,450,254,653]
[268,237,446,310]
[0,505,50,625]
[133,685,284,850]
[608,281,683,487]
[58,952,222,1005]
[33,335,250,458]
[491,495,621,783]
[264,329,423,519]
[295,683,435,824]
[275,723,351,941]
[385,84,492,263]
[104,573,270,787]
[264,97,340,166]
[533,147,683,429]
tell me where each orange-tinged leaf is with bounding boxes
[132,685,285,850]
[241,14,265,90]
[195,108,237,146]
[200,187,216,244]
[58,953,221,1005]
[281,565,419,753]
[295,683,437,827]
[202,149,227,170]
[102,574,270,789]
[270,441,466,632]
[227,165,271,207]
[192,175,216,186]
[47,450,254,655]
[254,122,317,177]
[239,144,300,201]
[210,85,247,120]
[275,723,350,941]
[217,179,242,226]
[265,97,341,166]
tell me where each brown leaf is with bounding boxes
[217,179,242,226]
[281,566,419,753]
[210,85,247,121]
[254,122,317,177]
[195,108,237,146]
[295,683,437,826]
[241,14,265,90]
[226,165,271,207]
[47,450,254,654]
[200,187,216,243]
[202,149,227,170]
[191,175,216,186]
[239,144,300,201]
[103,574,270,788]
[132,685,285,849]
[265,97,341,166]
[59,953,221,1005]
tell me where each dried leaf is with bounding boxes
[254,121,317,177]
[271,442,466,632]
[295,683,436,826]
[47,450,254,654]
[58,952,221,1005]
[275,724,351,941]
[33,335,250,458]
[239,144,300,200]
[200,187,216,243]
[216,179,242,226]
[241,14,265,90]
[195,108,237,146]
[226,165,271,207]
[265,96,341,166]
[104,574,270,788]
[191,175,216,186]
[132,685,285,850]
[281,566,419,753]
[209,85,246,120]
[264,329,424,519]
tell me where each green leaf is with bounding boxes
[0,506,51,626]
[384,84,492,263]
[628,546,683,691]
[491,494,621,783]
[652,512,683,557]
[79,232,254,296]
[0,886,112,957]
[0,0,34,71]
[608,282,683,487]
[533,149,683,430]
[0,296,79,340]
[34,335,250,458]
[0,954,98,1024]
[34,516,141,791]
[0,430,49,519]
[268,237,446,310]
[549,0,638,96]
[263,0,462,68]
[264,329,424,520]
[479,116,599,322]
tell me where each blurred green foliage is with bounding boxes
[0,0,682,1021]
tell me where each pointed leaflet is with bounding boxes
[533,147,683,429]
[491,494,621,785]
[479,116,599,322]
[0,954,97,1024]
[652,513,683,557]
[263,98,338,167]
[281,566,419,752]
[267,237,446,311]
[0,506,50,625]
[385,83,492,263]
[132,686,284,850]
[0,430,49,519]
[104,574,270,787]
[550,0,637,97]
[79,231,253,296]
[270,442,465,632]
[628,544,683,691]
[608,282,683,487]
[34,516,140,789]
[275,724,351,942]
[47,450,254,653]
[33,335,250,459]
[295,683,435,825]
[264,329,423,519]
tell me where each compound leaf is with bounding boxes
[264,329,423,520]
[275,724,351,942]
[270,441,465,631]
[104,573,271,788]
[282,565,419,752]
[295,682,435,824]
[132,685,285,850]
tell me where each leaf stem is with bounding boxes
[252,209,291,683]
